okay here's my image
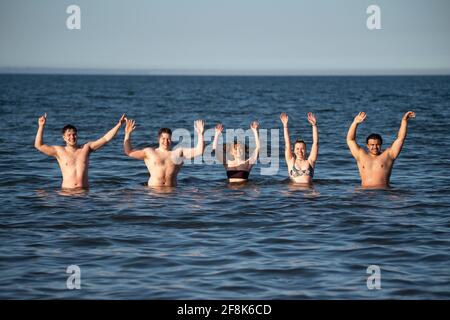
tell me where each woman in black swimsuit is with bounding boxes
[212,121,260,183]
[280,112,318,185]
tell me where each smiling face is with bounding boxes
[62,128,77,147]
[159,133,172,150]
[366,138,382,156]
[294,141,307,160]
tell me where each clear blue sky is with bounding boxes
[1,0,449,75]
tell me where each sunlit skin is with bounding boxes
[293,141,307,160]
[367,138,382,156]
[159,132,171,151]
[34,113,126,189]
[212,121,260,183]
[63,129,78,148]
[346,111,416,188]
[280,112,318,185]
[124,119,205,187]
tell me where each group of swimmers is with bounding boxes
[34,110,415,189]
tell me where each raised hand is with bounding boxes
[307,112,317,126]
[38,113,47,127]
[280,112,289,127]
[354,112,366,124]
[215,123,223,134]
[125,119,136,135]
[118,114,126,126]
[195,119,205,135]
[250,121,259,130]
[402,111,416,121]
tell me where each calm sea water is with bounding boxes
[0,74,449,299]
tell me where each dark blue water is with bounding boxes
[0,75,449,299]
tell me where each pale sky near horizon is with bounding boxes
[0,0,449,74]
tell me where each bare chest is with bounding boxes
[58,148,89,167]
[359,154,392,171]
[146,151,181,170]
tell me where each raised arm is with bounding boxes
[182,120,205,160]
[388,111,415,160]
[34,113,57,157]
[123,119,147,160]
[212,123,226,164]
[307,112,319,165]
[248,121,260,165]
[89,114,126,152]
[346,112,366,160]
[280,113,294,163]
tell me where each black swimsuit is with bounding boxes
[226,170,250,180]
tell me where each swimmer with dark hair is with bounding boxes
[34,113,126,189]
[346,111,416,188]
[123,119,205,187]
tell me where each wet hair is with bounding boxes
[366,133,383,145]
[61,124,77,135]
[158,128,172,137]
[293,139,306,148]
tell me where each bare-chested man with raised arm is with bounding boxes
[123,119,205,187]
[34,113,126,189]
[346,111,416,188]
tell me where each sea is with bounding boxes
[0,74,449,299]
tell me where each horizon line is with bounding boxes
[1,67,450,77]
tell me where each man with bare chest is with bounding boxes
[346,111,416,188]
[34,113,126,189]
[123,119,205,187]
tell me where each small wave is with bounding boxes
[110,214,161,223]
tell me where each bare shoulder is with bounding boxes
[82,142,92,149]
[356,146,368,157]
[380,148,394,159]
[53,145,64,156]
[171,147,184,157]
[355,149,370,162]
[142,147,154,157]
[142,147,158,158]
[79,143,94,153]
[286,156,295,166]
